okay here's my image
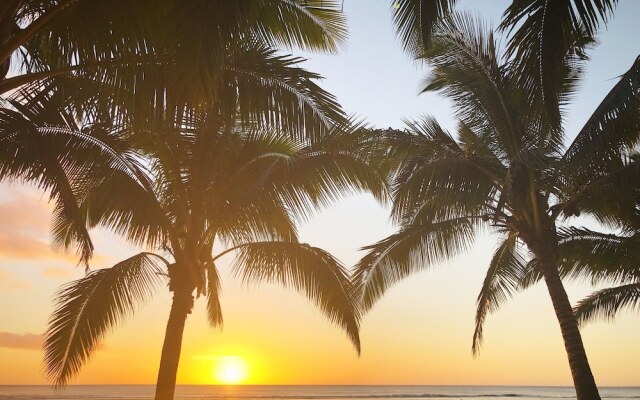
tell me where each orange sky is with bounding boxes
[0,183,639,386]
[1,0,640,387]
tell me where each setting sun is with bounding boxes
[214,356,248,385]
[2,1,640,400]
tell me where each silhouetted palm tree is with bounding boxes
[42,109,386,399]
[354,14,639,400]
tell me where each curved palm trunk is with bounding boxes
[154,286,194,400]
[536,247,601,400]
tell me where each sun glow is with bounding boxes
[214,356,249,384]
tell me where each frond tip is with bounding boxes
[472,234,526,355]
[44,253,167,386]
[574,283,640,325]
[230,241,361,353]
[354,218,477,312]
[206,261,224,328]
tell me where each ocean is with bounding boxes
[0,385,638,400]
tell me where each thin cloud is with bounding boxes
[0,332,43,351]
[0,232,89,263]
[0,233,54,259]
[0,188,51,234]
[0,185,110,265]
[42,267,75,279]
[0,187,57,260]
[0,269,30,291]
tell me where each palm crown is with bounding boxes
[1,0,351,273]
[390,0,618,125]
[0,38,350,264]
[1,0,347,95]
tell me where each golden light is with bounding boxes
[214,356,248,384]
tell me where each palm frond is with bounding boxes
[44,252,167,386]
[10,121,158,262]
[3,0,149,90]
[557,227,640,285]
[47,163,94,267]
[230,241,361,353]
[214,192,299,252]
[354,217,478,312]
[392,156,502,226]
[500,0,615,125]
[223,43,346,142]
[390,118,504,226]
[269,124,390,219]
[391,0,457,56]
[84,174,169,249]
[574,283,640,325]
[1,88,154,193]
[472,233,526,354]
[253,0,347,53]
[198,129,301,247]
[206,260,223,328]
[562,56,640,188]
[558,158,640,228]
[4,0,346,98]
[165,0,346,80]
[520,227,640,289]
[0,107,95,265]
[519,258,544,290]
[423,13,525,160]
[212,121,389,237]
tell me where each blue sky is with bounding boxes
[297,0,640,263]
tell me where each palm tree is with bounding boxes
[390,0,618,125]
[2,30,386,397]
[42,108,386,399]
[354,14,640,400]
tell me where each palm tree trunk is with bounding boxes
[537,250,601,400]
[154,287,194,400]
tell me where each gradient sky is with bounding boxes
[1,0,640,387]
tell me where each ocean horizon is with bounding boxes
[1,385,639,400]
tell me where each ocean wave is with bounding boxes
[2,392,639,400]
[0,394,581,400]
